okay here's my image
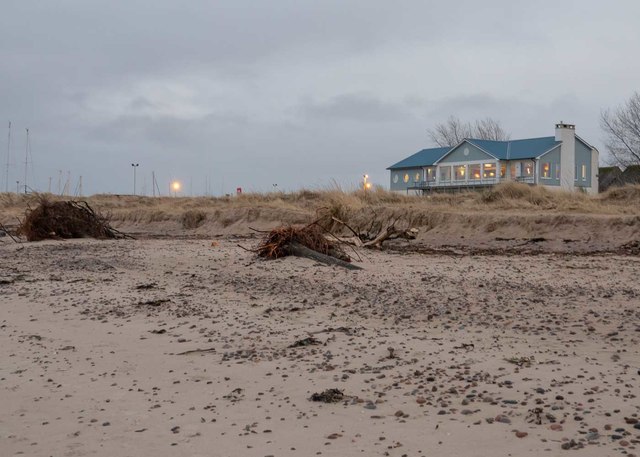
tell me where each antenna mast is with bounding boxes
[152,171,161,197]
[74,176,83,197]
[23,128,29,193]
[5,121,10,193]
[62,171,70,196]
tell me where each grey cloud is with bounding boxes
[2,0,639,194]
[296,93,419,123]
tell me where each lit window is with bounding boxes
[522,161,534,176]
[403,174,409,183]
[393,174,399,184]
[439,166,451,182]
[510,163,517,178]
[415,172,421,182]
[426,168,435,182]
[555,164,561,180]
[455,165,466,180]
[469,164,481,180]
[483,163,496,179]
[581,164,587,180]
[541,162,551,179]
[500,163,506,178]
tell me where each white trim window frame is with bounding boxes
[454,164,467,182]
[436,159,498,186]
[438,165,452,184]
[541,162,552,180]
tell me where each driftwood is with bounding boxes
[18,198,131,241]
[288,241,362,270]
[361,226,418,249]
[333,223,418,249]
[0,222,21,244]
[177,347,217,356]
[322,213,418,250]
[250,222,362,270]
[256,223,349,260]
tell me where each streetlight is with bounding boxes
[363,174,371,191]
[170,180,181,197]
[131,163,139,195]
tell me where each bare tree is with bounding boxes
[427,116,510,147]
[600,92,640,167]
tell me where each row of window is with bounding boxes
[392,161,589,185]
[439,162,534,182]
[440,163,498,182]
[540,163,588,180]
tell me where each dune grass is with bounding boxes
[2,183,640,237]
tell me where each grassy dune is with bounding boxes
[2,183,640,248]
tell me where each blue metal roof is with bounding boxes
[390,137,563,169]
[466,137,561,160]
[387,147,450,169]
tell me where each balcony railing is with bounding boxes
[408,175,535,189]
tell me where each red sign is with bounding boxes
[236,187,242,194]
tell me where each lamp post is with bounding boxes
[363,174,369,191]
[131,163,139,195]
[171,180,181,197]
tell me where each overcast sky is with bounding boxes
[2,1,639,195]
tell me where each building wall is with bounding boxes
[438,142,494,163]
[590,148,599,194]
[389,168,423,191]
[538,147,561,187]
[574,140,592,188]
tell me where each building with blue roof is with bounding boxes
[388,123,599,194]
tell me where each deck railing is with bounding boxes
[409,175,535,190]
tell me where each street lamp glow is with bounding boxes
[171,181,181,192]
[363,174,370,191]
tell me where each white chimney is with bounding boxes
[555,122,575,190]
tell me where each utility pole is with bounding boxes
[131,163,139,195]
[48,176,52,193]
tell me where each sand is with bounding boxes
[1,237,639,457]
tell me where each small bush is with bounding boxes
[480,182,549,205]
[601,184,640,202]
[18,197,123,241]
[181,210,207,229]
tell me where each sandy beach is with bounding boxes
[2,236,639,457]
